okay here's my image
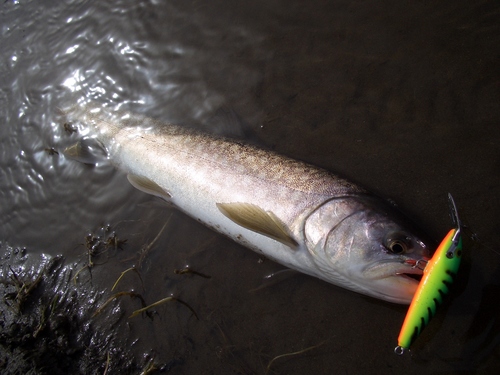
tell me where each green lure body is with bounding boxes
[395,194,463,354]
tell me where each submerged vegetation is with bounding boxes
[0,224,193,374]
[0,248,130,374]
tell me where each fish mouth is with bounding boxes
[396,259,424,283]
[365,259,424,285]
[395,266,423,284]
[355,262,422,304]
[358,260,425,303]
[394,257,430,284]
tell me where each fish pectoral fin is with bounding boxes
[127,174,172,199]
[216,202,298,250]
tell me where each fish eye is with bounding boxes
[385,234,411,254]
[389,240,407,254]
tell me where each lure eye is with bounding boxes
[385,235,411,254]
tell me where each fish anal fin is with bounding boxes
[216,202,298,250]
[127,174,171,199]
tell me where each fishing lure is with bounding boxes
[394,193,463,355]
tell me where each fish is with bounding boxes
[63,101,430,304]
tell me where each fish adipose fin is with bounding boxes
[216,202,298,250]
[127,174,171,199]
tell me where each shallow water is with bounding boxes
[1,0,499,373]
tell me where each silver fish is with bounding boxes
[64,102,429,304]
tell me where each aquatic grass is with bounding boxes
[103,351,111,375]
[265,341,326,374]
[72,264,92,285]
[111,267,144,291]
[5,265,45,313]
[137,219,170,267]
[93,291,198,321]
[139,357,157,375]
[129,296,199,320]
[173,267,211,279]
[104,232,127,251]
[72,233,101,284]
[72,228,128,284]
[92,291,147,318]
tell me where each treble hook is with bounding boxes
[448,193,461,235]
[412,259,428,271]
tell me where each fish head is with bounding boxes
[305,195,431,304]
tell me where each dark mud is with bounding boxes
[0,238,168,375]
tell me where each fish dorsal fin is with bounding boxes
[127,174,171,199]
[216,202,298,250]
